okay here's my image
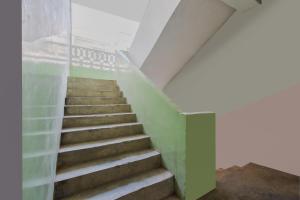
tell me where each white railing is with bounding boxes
[71,35,118,70]
[71,44,116,69]
[23,35,120,70]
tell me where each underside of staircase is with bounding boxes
[54,77,180,200]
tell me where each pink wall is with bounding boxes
[217,83,300,175]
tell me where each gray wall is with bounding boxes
[165,0,300,115]
[164,0,300,175]
[129,0,180,67]
[139,0,234,89]
[72,0,149,22]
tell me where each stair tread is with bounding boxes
[59,135,150,153]
[65,104,129,107]
[68,77,116,82]
[63,168,173,200]
[67,95,121,98]
[68,89,116,92]
[56,149,160,182]
[57,78,175,200]
[61,122,142,133]
[163,195,181,200]
[64,112,134,118]
[66,96,123,99]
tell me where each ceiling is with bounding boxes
[72,0,150,22]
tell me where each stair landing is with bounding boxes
[199,163,300,200]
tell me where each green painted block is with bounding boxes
[185,113,216,200]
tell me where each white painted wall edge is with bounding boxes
[220,0,261,11]
[140,0,235,89]
[182,111,215,115]
[128,0,181,67]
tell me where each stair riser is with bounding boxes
[63,114,137,128]
[55,155,161,199]
[65,97,127,105]
[57,138,151,169]
[68,78,116,87]
[67,89,122,97]
[61,124,143,145]
[64,105,131,115]
[120,177,174,200]
[163,196,181,200]
[68,83,118,91]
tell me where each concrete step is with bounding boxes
[163,195,181,200]
[55,150,161,199]
[61,122,143,145]
[63,113,137,128]
[64,104,131,115]
[57,135,151,169]
[68,77,117,88]
[68,81,120,91]
[61,168,174,200]
[68,84,118,92]
[65,96,127,105]
[217,165,241,179]
[67,88,122,97]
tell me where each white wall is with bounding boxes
[72,0,150,22]
[128,0,181,67]
[164,0,300,175]
[165,0,300,115]
[220,0,261,11]
[139,0,234,89]
[72,3,139,50]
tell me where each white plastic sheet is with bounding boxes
[22,0,70,199]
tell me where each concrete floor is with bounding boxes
[199,163,300,200]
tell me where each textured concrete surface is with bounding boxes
[199,163,300,200]
[55,150,161,198]
[55,77,179,199]
[63,169,174,200]
[64,104,131,115]
[67,88,122,97]
[163,196,181,200]
[61,122,143,145]
[57,135,151,169]
[63,113,137,128]
[66,96,127,105]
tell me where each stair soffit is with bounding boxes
[220,0,262,12]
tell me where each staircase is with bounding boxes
[54,77,180,200]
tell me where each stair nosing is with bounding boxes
[68,77,116,82]
[63,168,173,200]
[63,112,134,118]
[66,96,125,99]
[64,104,129,107]
[55,149,160,182]
[67,89,116,92]
[67,95,122,97]
[61,122,142,133]
[59,135,150,153]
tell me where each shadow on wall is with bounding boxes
[181,0,277,74]
[217,83,300,176]
[164,0,300,176]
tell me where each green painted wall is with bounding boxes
[69,60,215,199]
[185,113,216,199]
